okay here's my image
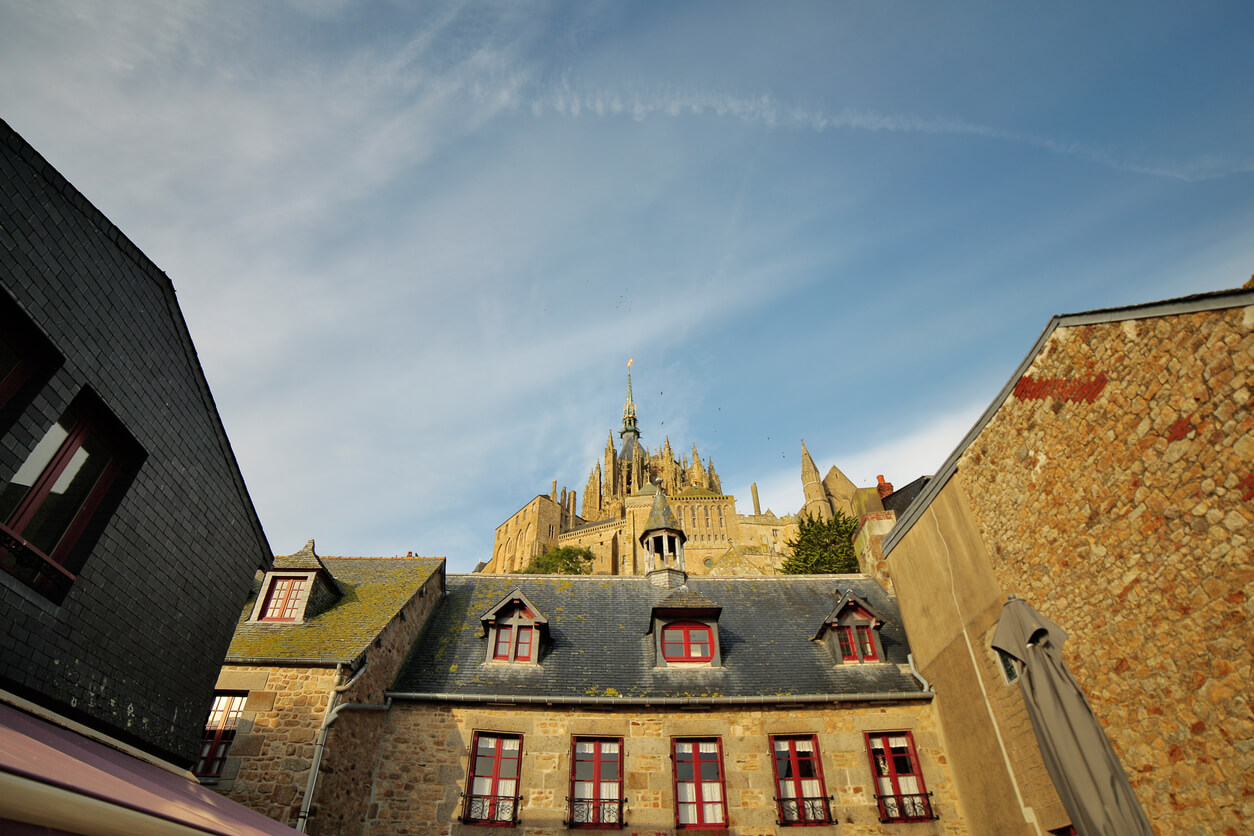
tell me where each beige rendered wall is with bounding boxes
[890,476,1069,836]
[950,307,1253,836]
[362,701,968,836]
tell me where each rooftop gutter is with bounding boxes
[385,691,932,706]
[882,287,1254,557]
[222,655,357,668]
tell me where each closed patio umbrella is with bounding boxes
[991,595,1154,836]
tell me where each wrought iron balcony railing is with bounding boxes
[566,796,627,828]
[460,792,522,825]
[774,794,833,825]
[874,791,936,823]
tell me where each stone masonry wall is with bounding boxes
[313,568,447,836]
[362,701,969,836]
[213,566,446,832]
[215,664,340,824]
[956,304,1253,835]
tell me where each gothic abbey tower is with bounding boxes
[580,373,723,522]
[485,374,893,576]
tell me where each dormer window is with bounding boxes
[661,621,714,663]
[260,575,308,621]
[249,540,344,624]
[651,586,722,668]
[481,588,548,665]
[816,590,888,664]
[493,624,536,662]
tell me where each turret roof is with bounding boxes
[642,485,683,534]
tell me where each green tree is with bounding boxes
[523,546,595,575]
[779,511,860,574]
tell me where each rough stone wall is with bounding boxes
[214,664,340,825]
[213,568,446,831]
[956,305,1253,835]
[312,568,446,836]
[362,701,968,836]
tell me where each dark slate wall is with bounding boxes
[0,119,272,766]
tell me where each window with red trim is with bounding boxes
[0,394,138,600]
[463,732,522,824]
[570,737,623,827]
[661,621,713,662]
[514,626,534,661]
[836,627,857,661]
[856,625,877,660]
[865,732,934,822]
[673,738,726,827]
[771,735,830,825]
[260,576,306,621]
[494,625,514,659]
[194,692,247,779]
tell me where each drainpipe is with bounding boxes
[295,661,369,833]
[907,653,933,692]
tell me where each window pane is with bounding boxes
[24,433,111,554]
[0,421,70,521]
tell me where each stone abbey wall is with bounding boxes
[361,701,969,836]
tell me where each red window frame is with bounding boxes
[463,732,523,825]
[259,576,306,621]
[661,621,714,663]
[0,396,133,599]
[770,735,831,825]
[856,625,878,661]
[194,692,247,779]
[493,625,514,659]
[570,737,624,827]
[836,626,857,661]
[672,737,727,827]
[865,732,934,823]
[515,626,534,661]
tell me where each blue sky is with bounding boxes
[2,1,1251,571]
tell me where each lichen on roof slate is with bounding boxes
[392,574,923,700]
[226,558,443,665]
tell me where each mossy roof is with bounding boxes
[393,574,922,700]
[225,557,443,665]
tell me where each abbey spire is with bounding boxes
[620,372,640,443]
[800,439,834,520]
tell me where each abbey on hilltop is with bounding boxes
[483,374,898,576]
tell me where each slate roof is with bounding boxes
[642,489,683,535]
[226,558,443,665]
[392,574,924,701]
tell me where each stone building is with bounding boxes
[0,117,291,834]
[372,567,968,835]
[486,377,893,577]
[883,288,1253,836]
[208,542,445,833]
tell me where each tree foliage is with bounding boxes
[523,546,595,575]
[779,511,860,574]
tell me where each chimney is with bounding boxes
[876,475,894,499]
[751,482,761,515]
